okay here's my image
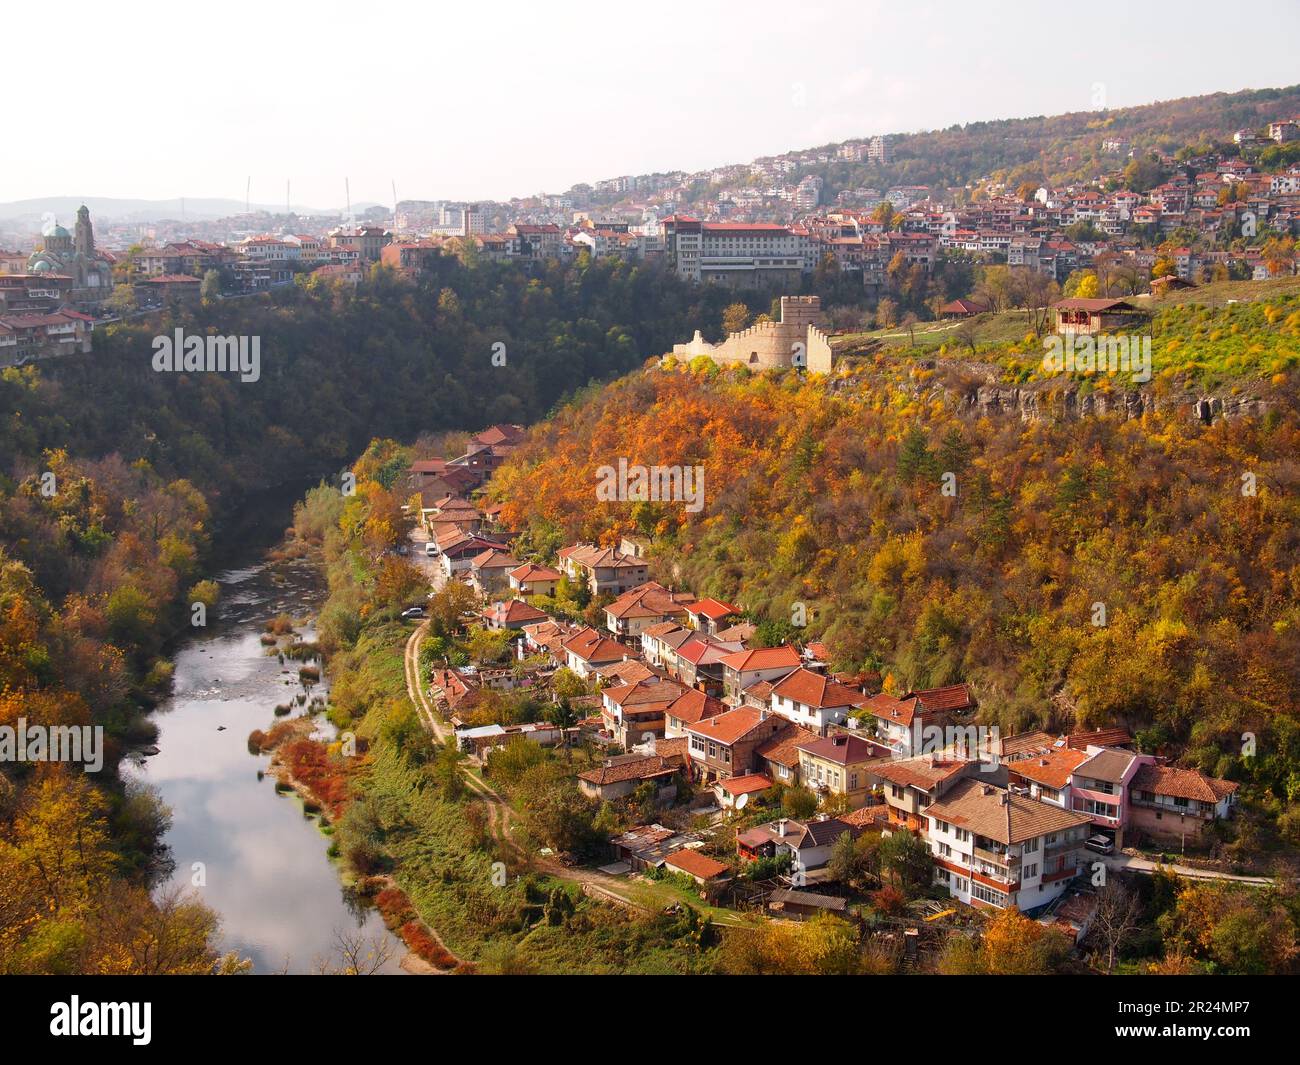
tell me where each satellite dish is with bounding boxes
[735,792,749,810]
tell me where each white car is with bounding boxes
[1084,834,1114,855]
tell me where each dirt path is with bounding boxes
[403,624,676,912]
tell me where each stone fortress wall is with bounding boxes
[672,295,833,372]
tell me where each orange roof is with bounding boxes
[664,688,726,725]
[1007,748,1089,791]
[685,706,765,745]
[687,597,740,621]
[866,755,969,792]
[509,562,561,583]
[717,773,772,796]
[720,645,801,673]
[859,692,923,727]
[1130,764,1238,803]
[771,668,864,709]
[664,848,729,880]
[756,723,818,768]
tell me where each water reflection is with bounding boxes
[125,554,405,974]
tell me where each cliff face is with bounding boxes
[830,356,1275,424]
[959,383,1274,423]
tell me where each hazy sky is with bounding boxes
[8,0,1299,209]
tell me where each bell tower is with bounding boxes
[75,204,95,259]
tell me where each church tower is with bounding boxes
[74,204,95,260]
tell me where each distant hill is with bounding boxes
[0,195,366,226]
[581,84,1300,208]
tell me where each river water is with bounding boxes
[124,519,406,974]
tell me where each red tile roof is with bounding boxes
[720,645,801,673]
[1130,764,1238,803]
[664,848,729,880]
[685,706,766,745]
[772,668,864,709]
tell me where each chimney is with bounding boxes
[777,818,788,837]
[981,784,993,795]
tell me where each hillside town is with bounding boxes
[397,421,1242,948]
[4,113,1299,368]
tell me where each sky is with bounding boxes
[7,0,1300,210]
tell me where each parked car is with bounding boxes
[424,542,438,557]
[400,606,427,620]
[1084,834,1114,855]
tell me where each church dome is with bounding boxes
[31,259,53,272]
[47,224,71,239]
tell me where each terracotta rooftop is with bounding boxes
[925,779,1092,845]
[1130,764,1238,803]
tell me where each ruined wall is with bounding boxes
[672,296,833,371]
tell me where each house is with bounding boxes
[684,706,788,783]
[578,750,686,801]
[856,692,949,757]
[640,622,695,671]
[938,297,988,318]
[429,668,480,714]
[719,645,801,702]
[480,599,550,631]
[1067,747,1155,848]
[438,533,509,579]
[736,816,860,882]
[521,619,578,663]
[769,667,865,735]
[456,720,563,757]
[796,733,891,809]
[1005,746,1090,809]
[683,598,741,636]
[713,773,773,810]
[603,582,695,639]
[755,722,818,787]
[926,779,1093,912]
[1051,297,1145,336]
[468,548,521,596]
[592,658,662,688]
[902,683,977,717]
[672,635,741,694]
[508,562,562,597]
[561,627,629,679]
[558,543,649,596]
[663,847,731,895]
[1126,764,1238,845]
[600,675,687,746]
[609,824,704,872]
[134,273,201,306]
[865,754,977,834]
[663,688,727,738]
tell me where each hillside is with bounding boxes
[489,340,1300,850]
[590,84,1300,211]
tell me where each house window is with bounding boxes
[1022,864,1038,879]
[1024,837,1039,853]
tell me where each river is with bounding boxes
[123,492,406,974]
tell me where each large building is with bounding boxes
[661,216,806,287]
[26,206,114,308]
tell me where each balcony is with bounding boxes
[973,845,1020,868]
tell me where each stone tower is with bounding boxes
[74,204,95,261]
